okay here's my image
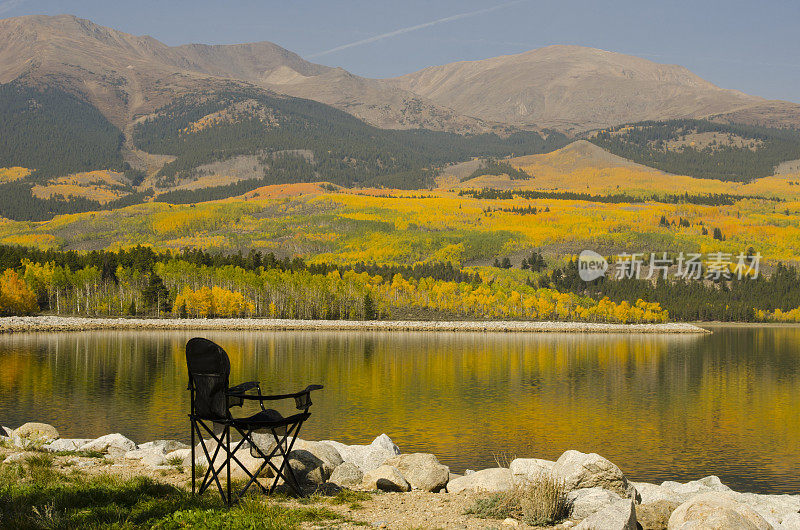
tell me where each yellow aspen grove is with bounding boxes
[0,269,38,315]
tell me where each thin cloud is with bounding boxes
[308,0,527,58]
[0,0,27,15]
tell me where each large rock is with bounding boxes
[165,448,193,467]
[194,439,264,479]
[329,462,363,488]
[634,477,731,505]
[568,486,625,520]
[575,498,638,530]
[321,434,400,472]
[12,423,60,447]
[287,443,343,485]
[637,500,682,530]
[780,512,800,529]
[668,492,773,530]
[510,458,556,482]
[361,464,410,492]
[384,453,449,492]
[249,436,344,485]
[44,438,93,453]
[141,452,167,467]
[553,450,639,500]
[79,434,136,455]
[0,426,10,438]
[729,492,800,528]
[138,440,188,454]
[446,468,514,494]
[635,478,800,527]
[125,440,190,468]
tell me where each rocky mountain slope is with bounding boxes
[0,14,494,134]
[390,45,773,133]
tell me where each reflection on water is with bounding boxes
[1,327,799,493]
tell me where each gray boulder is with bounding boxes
[568,487,625,521]
[446,468,514,494]
[194,439,264,479]
[637,500,683,530]
[12,422,59,448]
[321,434,399,472]
[509,457,556,482]
[552,450,639,501]
[575,498,637,530]
[633,476,730,505]
[287,447,340,485]
[249,437,344,485]
[79,433,136,455]
[725,492,800,527]
[362,464,410,492]
[165,448,193,467]
[780,512,800,529]
[138,440,188,453]
[668,492,773,530]
[384,453,449,492]
[328,462,364,488]
[141,452,167,467]
[44,438,93,453]
[634,476,800,526]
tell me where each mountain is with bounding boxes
[0,14,496,134]
[389,45,779,133]
[4,15,800,138]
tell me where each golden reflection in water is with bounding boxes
[1,327,799,493]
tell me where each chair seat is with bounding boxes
[231,409,310,430]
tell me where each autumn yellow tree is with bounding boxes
[0,269,38,315]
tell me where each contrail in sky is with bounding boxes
[308,0,527,58]
[0,0,27,15]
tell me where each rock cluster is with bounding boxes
[0,315,710,334]
[3,422,800,529]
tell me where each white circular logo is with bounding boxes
[578,250,608,281]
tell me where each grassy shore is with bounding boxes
[0,451,356,530]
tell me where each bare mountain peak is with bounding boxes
[391,44,764,131]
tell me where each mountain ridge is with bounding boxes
[3,14,799,136]
[389,44,769,132]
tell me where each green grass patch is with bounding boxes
[0,458,345,529]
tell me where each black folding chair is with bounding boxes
[186,337,323,504]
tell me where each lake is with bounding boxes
[1,326,798,494]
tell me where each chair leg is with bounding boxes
[235,422,305,497]
[266,422,305,497]
[190,417,196,495]
[194,420,231,502]
[226,426,231,506]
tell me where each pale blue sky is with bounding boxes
[2,0,799,102]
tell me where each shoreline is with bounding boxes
[0,316,711,334]
[3,423,798,529]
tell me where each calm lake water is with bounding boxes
[1,326,799,494]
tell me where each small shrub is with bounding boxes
[25,453,55,469]
[467,473,571,526]
[166,455,184,470]
[492,451,515,469]
[517,474,572,526]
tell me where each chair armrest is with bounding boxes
[258,384,323,401]
[228,381,261,395]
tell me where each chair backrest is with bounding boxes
[186,338,231,422]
